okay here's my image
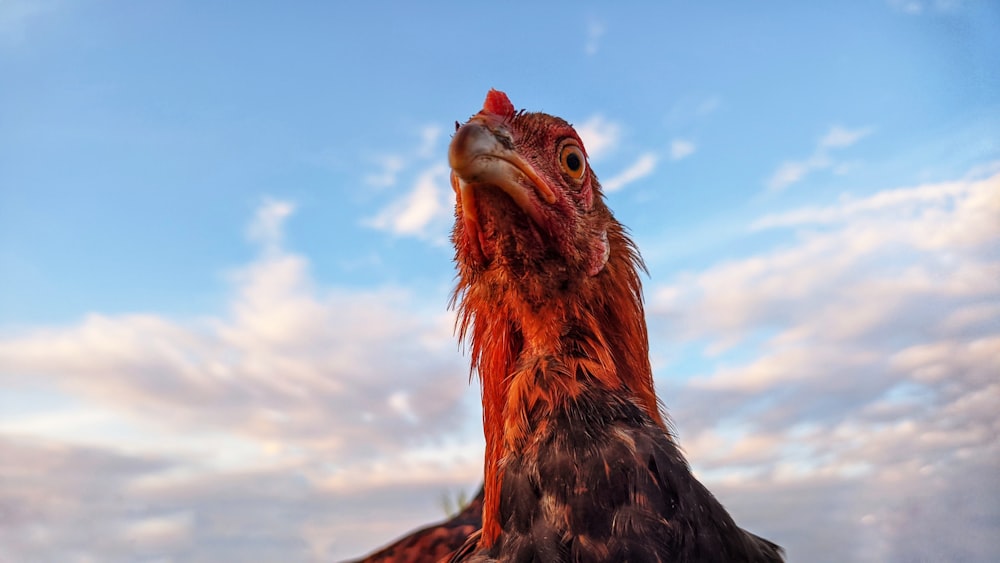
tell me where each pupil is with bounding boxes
[566,152,581,171]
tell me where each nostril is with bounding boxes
[493,130,515,151]
[449,121,505,175]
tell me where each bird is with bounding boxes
[445,89,784,562]
[347,486,484,563]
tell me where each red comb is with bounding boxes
[482,89,515,118]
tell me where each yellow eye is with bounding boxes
[559,143,587,182]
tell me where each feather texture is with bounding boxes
[348,487,484,563]
[447,91,783,562]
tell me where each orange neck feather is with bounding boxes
[453,220,666,547]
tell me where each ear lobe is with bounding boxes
[587,230,610,276]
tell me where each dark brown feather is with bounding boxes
[347,486,484,563]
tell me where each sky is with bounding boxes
[0,1,998,561]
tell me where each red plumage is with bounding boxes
[447,91,783,562]
[348,487,483,563]
[350,91,782,562]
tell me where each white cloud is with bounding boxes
[888,0,925,14]
[602,152,658,192]
[246,199,295,252]
[417,124,443,159]
[819,125,874,149]
[584,18,605,55]
[363,124,455,243]
[3,169,998,560]
[666,95,724,127]
[669,139,697,161]
[750,172,998,240]
[695,96,722,117]
[0,434,484,560]
[0,195,482,559]
[650,169,1000,559]
[766,125,874,192]
[0,0,55,44]
[887,0,963,14]
[766,160,812,191]
[574,115,621,162]
[661,172,999,348]
[0,198,473,478]
[362,124,444,189]
[124,511,194,550]
[365,164,451,241]
[363,154,406,188]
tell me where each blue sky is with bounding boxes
[1,1,998,561]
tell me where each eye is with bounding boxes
[559,143,587,182]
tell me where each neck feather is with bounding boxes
[452,221,666,547]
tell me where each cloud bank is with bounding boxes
[652,169,1000,561]
[1,169,997,561]
[766,125,874,192]
[0,200,480,560]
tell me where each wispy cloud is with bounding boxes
[602,152,658,192]
[888,0,925,14]
[750,174,985,231]
[887,0,963,15]
[695,96,722,117]
[364,164,451,241]
[363,124,444,189]
[575,115,621,162]
[670,139,697,161]
[818,125,874,149]
[416,124,443,159]
[0,0,56,44]
[362,123,456,242]
[2,169,997,560]
[584,18,605,56]
[246,199,295,253]
[652,169,1000,559]
[765,124,874,192]
[0,198,472,475]
[766,156,828,192]
[363,155,406,188]
[666,95,723,127]
[0,200,481,559]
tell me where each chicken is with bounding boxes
[446,90,784,562]
[348,486,484,563]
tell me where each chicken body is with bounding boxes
[348,487,483,563]
[448,90,783,562]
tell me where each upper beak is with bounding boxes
[449,117,556,220]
